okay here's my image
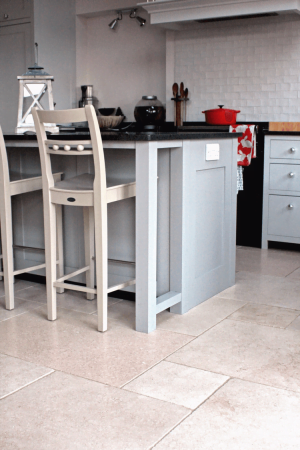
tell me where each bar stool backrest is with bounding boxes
[32,105,107,209]
[0,126,11,200]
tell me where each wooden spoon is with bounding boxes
[179,82,184,125]
[172,82,178,98]
[172,83,179,125]
[184,87,188,122]
[180,82,184,98]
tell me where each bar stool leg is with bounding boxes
[0,232,2,281]
[1,203,14,310]
[94,201,107,332]
[56,205,64,294]
[83,206,95,300]
[44,201,57,321]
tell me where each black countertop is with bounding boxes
[4,130,242,142]
[264,131,300,136]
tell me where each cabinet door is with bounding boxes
[0,23,32,132]
[268,195,300,238]
[0,0,31,23]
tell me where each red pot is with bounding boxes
[202,105,240,125]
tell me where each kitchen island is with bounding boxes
[4,129,241,333]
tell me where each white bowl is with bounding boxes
[97,115,124,129]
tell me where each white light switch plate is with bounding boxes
[206,143,220,161]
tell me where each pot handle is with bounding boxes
[236,110,241,113]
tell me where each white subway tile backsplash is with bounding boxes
[174,15,300,121]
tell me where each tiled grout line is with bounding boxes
[285,313,300,329]
[150,378,232,449]
[0,370,55,401]
[150,410,194,449]
[226,316,300,330]
[0,304,45,323]
[284,266,300,278]
[153,357,300,396]
[151,372,300,449]
[214,294,300,312]
[120,303,248,389]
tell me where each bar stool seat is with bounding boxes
[0,127,64,310]
[54,173,136,191]
[32,105,136,332]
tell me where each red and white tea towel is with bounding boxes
[230,125,256,166]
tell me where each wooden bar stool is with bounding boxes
[32,105,136,332]
[0,127,63,310]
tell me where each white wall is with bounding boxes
[76,11,166,121]
[171,14,300,122]
[76,0,141,17]
[34,0,76,109]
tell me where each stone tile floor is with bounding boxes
[1,246,300,449]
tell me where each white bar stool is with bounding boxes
[0,127,63,310]
[32,105,136,332]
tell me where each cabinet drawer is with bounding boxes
[269,163,300,192]
[0,0,30,23]
[268,195,300,238]
[270,139,300,160]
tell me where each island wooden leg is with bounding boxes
[135,141,158,333]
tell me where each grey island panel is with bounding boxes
[3,132,238,332]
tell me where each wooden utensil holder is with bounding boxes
[171,97,189,127]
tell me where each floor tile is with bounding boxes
[167,319,300,392]
[0,354,53,399]
[286,267,300,281]
[124,361,229,410]
[0,307,192,388]
[105,299,135,328]
[13,283,47,303]
[156,297,246,336]
[0,296,42,322]
[228,303,300,328]
[0,371,189,450]
[15,284,121,313]
[217,271,300,310]
[155,378,300,450]
[236,247,300,277]
[0,279,34,297]
[287,316,300,332]
[104,297,245,336]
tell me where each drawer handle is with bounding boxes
[288,204,294,209]
[3,14,9,19]
[289,172,295,178]
[290,147,296,153]
[67,197,76,202]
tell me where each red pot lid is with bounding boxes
[202,105,241,113]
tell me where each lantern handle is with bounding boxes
[34,43,38,66]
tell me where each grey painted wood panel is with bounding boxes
[269,163,300,192]
[5,137,237,333]
[171,138,237,314]
[262,136,300,248]
[270,139,300,160]
[268,195,300,238]
[195,167,225,279]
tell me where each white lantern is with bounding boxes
[15,44,59,134]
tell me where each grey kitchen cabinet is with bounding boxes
[0,0,31,24]
[262,135,300,248]
[4,133,238,332]
[0,23,32,131]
